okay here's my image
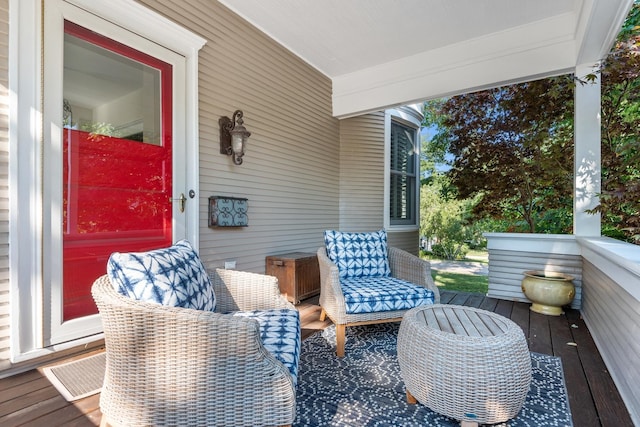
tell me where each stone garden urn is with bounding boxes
[521,270,576,316]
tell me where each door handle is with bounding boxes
[170,193,187,212]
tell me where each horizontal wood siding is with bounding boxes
[487,249,583,309]
[338,112,385,232]
[387,231,419,255]
[337,112,419,254]
[138,0,340,273]
[581,260,640,424]
[0,0,10,366]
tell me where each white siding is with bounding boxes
[579,238,640,425]
[582,261,640,424]
[0,0,10,365]
[485,233,583,309]
[487,249,582,308]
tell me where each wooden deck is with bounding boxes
[0,291,633,426]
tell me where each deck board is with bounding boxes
[0,291,632,426]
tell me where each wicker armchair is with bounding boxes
[92,268,297,427]
[318,246,440,357]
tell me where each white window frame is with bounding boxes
[384,106,422,231]
[9,0,205,362]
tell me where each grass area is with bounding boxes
[431,270,488,294]
[464,249,489,263]
[420,249,488,263]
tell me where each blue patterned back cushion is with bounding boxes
[107,240,216,312]
[340,276,435,314]
[324,229,391,279]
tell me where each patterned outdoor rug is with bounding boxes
[295,323,573,426]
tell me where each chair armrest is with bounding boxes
[208,268,294,313]
[92,275,295,426]
[388,247,440,303]
[317,247,347,314]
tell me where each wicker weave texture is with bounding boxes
[92,269,297,427]
[398,305,532,424]
[317,246,440,356]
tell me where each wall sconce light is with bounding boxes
[219,110,251,165]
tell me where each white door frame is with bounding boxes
[9,0,205,361]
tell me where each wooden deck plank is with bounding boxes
[463,293,486,308]
[509,299,530,336]
[493,298,514,319]
[549,311,600,427]
[0,395,69,427]
[565,311,634,427]
[0,370,43,392]
[478,296,499,312]
[447,292,475,306]
[528,310,553,354]
[0,385,61,418]
[0,292,633,427]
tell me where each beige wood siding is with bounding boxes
[0,0,10,365]
[487,249,582,309]
[582,260,640,423]
[338,111,385,232]
[387,231,419,255]
[337,111,419,254]
[138,0,340,273]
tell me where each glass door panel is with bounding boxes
[62,21,173,320]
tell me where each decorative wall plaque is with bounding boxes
[208,196,248,227]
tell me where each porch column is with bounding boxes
[573,63,601,237]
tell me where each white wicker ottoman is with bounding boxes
[398,304,532,427]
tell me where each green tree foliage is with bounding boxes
[420,175,480,260]
[422,2,639,240]
[423,78,574,234]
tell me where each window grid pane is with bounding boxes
[390,121,416,225]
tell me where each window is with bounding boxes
[389,120,417,225]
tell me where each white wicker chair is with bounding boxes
[92,268,298,427]
[317,246,440,357]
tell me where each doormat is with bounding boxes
[43,352,106,401]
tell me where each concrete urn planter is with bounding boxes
[521,270,576,316]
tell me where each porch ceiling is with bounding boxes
[217,0,634,118]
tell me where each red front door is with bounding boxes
[62,21,173,320]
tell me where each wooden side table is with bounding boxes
[265,252,320,304]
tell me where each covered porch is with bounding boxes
[0,291,633,426]
[2,0,639,425]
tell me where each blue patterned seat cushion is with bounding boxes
[232,309,301,385]
[324,229,391,279]
[340,276,435,314]
[107,240,216,312]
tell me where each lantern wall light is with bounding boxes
[219,109,251,165]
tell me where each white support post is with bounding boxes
[573,63,601,237]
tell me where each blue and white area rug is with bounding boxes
[294,323,573,426]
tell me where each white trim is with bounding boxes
[10,0,206,361]
[333,14,578,118]
[484,232,580,255]
[573,63,601,236]
[578,236,640,300]
[383,111,391,230]
[9,0,44,360]
[65,0,206,56]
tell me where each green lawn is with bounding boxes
[431,270,488,294]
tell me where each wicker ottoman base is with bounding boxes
[398,305,532,426]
